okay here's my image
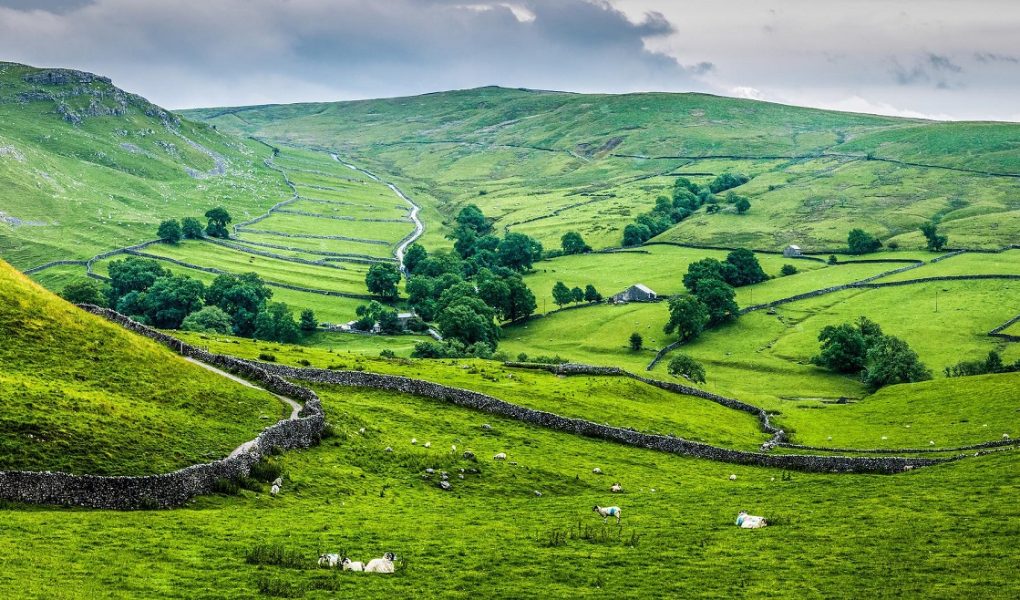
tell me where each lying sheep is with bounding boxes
[493,452,507,460]
[318,553,340,568]
[593,505,622,524]
[364,552,396,573]
[735,511,768,529]
[341,557,364,572]
[610,483,623,493]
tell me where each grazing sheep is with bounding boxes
[493,452,507,460]
[411,438,417,445]
[424,442,431,448]
[451,445,457,452]
[534,490,542,497]
[903,465,914,471]
[592,467,603,475]
[318,553,340,568]
[439,481,452,491]
[341,557,364,572]
[270,484,280,496]
[929,441,935,446]
[482,424,492,430]
[463,451,476,460]
[385,447,393,452]
[610,483,623,493]
[593,505,622,524]
[271,477,283,487]
[359,427,366,434]
[729,474,737,481]
[735,511,768,529]
[364,553,396,573]
[1004,434,1011,440]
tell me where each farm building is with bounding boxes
[783,244,802,257]
[611,284,658,303]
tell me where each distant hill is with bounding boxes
[0,62,289,270]
[0,258,280,476]
[186,86,1020,251]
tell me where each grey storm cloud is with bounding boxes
[891,53,965,89]
[0,0,698,108]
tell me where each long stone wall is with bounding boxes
[256,363,954,475]
[0,306,325,510]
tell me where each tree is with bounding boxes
[204,207,232,238]
[571,286,584,304]
[584,284,601,303]
[377,309,402,334]
[455,204,492,236]
[862,335,931,390]
[812,323,868,373]
[497,232,543,271]
[622,223,651,247]
[181,305,233,334]
[157,219,182,244]
[365,263,401,299]
[142,274,206,329]
[920,221,948,251]
[115,291,148,322]
[735,197,751,214]
[673,176,700,195]
[437,297,498,349]
[693,278,739,326]
[708,173,750,194]
[107,257,170,303]
[629,332,643,351]
[403,243,428,274]
[552,281,573,308]
[780,264,798,276]
[683,258,735,294]
[253,302,300,343]
[667,354,706,384]
[561,231,591,255]
[181,217,205,240]
[663,295,710,342]
[725,249,768,286]
[828,255,838,265]
[299,309,318,332]
[206,272,273,337]
[847,229,882,255]
[61,280,107,307]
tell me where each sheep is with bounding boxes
[318,553,340,568]
[493,452,507,460]
[729,474,737,481]
[424,442,431,448]
[271,477,283,487]
[411,438,417,445]
[735,511,768,529]
[341,557,364,572]
[385,447,393,452]
[593,505,622,524]
[534,490,542,497]
[364,552,396,573]
[451,445,457,452]
[1004,434,1011,440]
[270,484,280,496]
[592,467,603,475]
[359,427,366,434]
[610,483,623,493]
[482,424,492,430]
[929,441,935,446]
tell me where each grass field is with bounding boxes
[1,380,1017,598]
[0,259,282,475]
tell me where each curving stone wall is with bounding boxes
[0,306,325,510]
[256,363,953,475]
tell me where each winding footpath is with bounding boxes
[332,153,424,273]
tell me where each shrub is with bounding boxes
[212,478,240,495]
[250,459,284,483]
[847,229,882,255]
[667,354,706,383]
[780,264,798,276]
[258,352,277,362]
[157,219,182,244]
[245,543,305,568]
[380,349,396,359]
[629,332,643,351]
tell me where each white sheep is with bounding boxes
[341,557,364,571]
[493,452,507,460]
[1004,434,1011,440]
[364,552,396,573]
[270,484,280,496]
[593,505,622,524]
[318,553,340,568]
[424,442,431,448]
[729,474,737,481]
[592,467,603,474]
[735,511,768,529]
[411,438,417,445]
[271,477,283,487]
[610,483,623,493]
[359,427,366,434]
[451,445,457,452]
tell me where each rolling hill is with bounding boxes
[0,258,283,475]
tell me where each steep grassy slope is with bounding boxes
[186,87,1020,251]
[0,62,290,270]
[0,259,282,475]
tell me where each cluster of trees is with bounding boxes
[847,229,882,255]
[621,174,752,247]
[551,282,602,309]
[61,257,313,343]
[350,300,424,334]
[663,249,765,343]
[811,316,931,390]
[399,205,540,357]
[945,350,1020,378]
[155,208,233,244]
[560,231,592,255]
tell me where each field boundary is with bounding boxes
[0,306,326,510]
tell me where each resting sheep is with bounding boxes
[735,511,768,529]
[318,553,340,568]
[364,552,396,573]
[610,483,623,493]
[593,505,622,524]
[341,558,364,572]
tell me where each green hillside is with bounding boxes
[186,87,1020,252]
[0,62,290,270]
[0,259,282,475]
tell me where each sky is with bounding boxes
[0,0,1017,121]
